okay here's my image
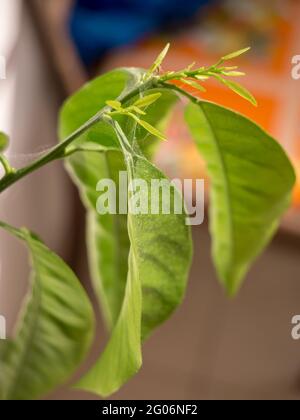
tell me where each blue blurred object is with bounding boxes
[70,0,214,65]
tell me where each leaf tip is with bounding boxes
[221,46,251,62]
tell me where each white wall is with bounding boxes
[0,0,74,334]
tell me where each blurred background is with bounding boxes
[1,0,300,400]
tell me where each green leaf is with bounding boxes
[223,66,239,70]
[215,75,257,106]
[65,149,129,329]
[59,70,191,397]
[136,119,166,141]
[181,79,207,92]
[133,93,162,108]
[221,47,251,61]
[60,69,140,331]
[0,132,9,152]
[76,233,142,398]
[59,68,143,150]
[106,100,122,111]
[127,88,178,156]
[222,71,246,77]
[129,114,167,141]
[146,43,170,78]
[195,75,210,81]
[185,101,295,295]
[185,62,196,72]
[59,70,179,330]
[0,222,95,400]
[128,106,147,116]
[77,120,192,397]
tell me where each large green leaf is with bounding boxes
[0,223,94,400]
[59,69,138,328]
[76,240,142,398]
[185,101,296,295]
[59,68,142,149]
[59,69,191,396]
[77,121,192,397]
[59,70,179,331]
[65,149,129,329]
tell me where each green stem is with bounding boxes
[0,81,157,195]
[0,114,101,194]
[159,66,218,83]
[158,81,201,104]
[0,155,15,176]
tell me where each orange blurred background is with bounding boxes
[101,0,300,211]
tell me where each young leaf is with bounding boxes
[133,93,162,109]
[128,106,147,116]
[0,132,9,152]
[221,47,251,61]
[0,223,95,400]
[195,75,210,81]
[138,120,166,141]
[146,43,170,77]
[129,114,167,141]
[215,75,257,106]
[106,100,122,111]
[185,101,296,295]
[185,62,196,72]
[127,89,179,150]
[181,79,207,92]
[226,80,257,106]
[223,66,239,70]
[222,71,246,77]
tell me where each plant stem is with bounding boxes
[158,81,201,104]
[159,66,218,83]
[0,155,15,176]
[0,114,101,194]
[0,81,156,195]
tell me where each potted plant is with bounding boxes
[0,46,295,400]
